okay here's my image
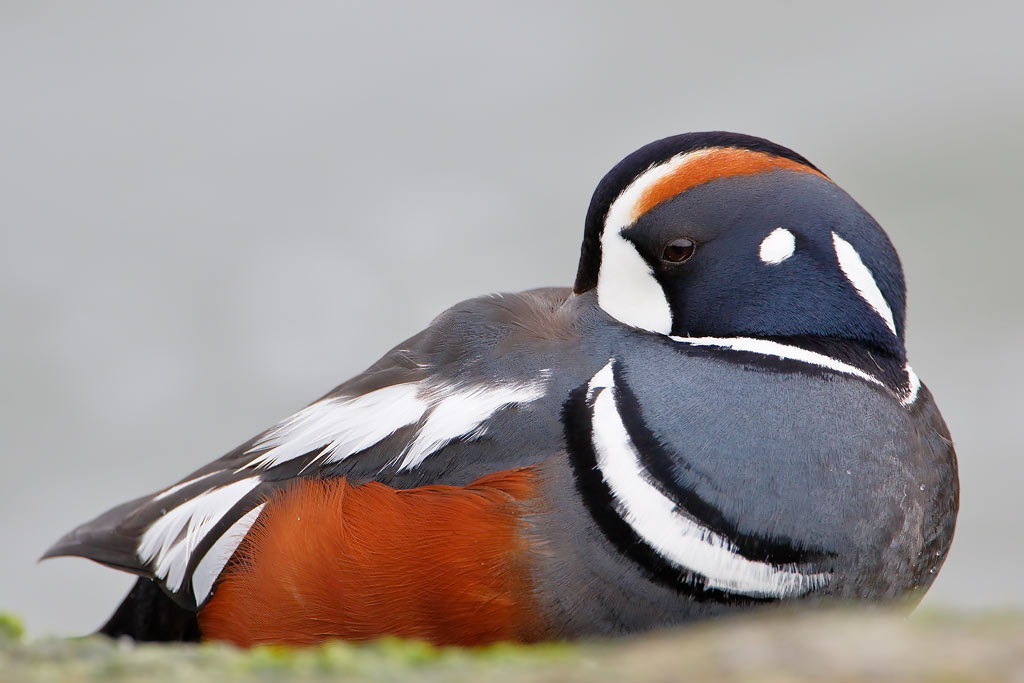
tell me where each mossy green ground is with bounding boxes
[2,608,1022,682]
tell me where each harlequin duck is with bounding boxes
[44,131,958,646]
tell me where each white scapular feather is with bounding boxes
[588,361,828,597]
[832,232,898,336]
[244,383,427,470]
[245,375,549,472]
[399,380,547,470]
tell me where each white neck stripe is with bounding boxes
[588,360,828,597]
[671,335,921,406]
[670,336,884,386]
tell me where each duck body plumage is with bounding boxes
[45,132,958,645]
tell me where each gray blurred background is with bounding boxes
[2,2,1021,636]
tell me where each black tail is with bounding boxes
[99,578,200,642]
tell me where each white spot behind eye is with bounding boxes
[759,227,796,264]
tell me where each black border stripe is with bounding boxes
[610,362,833,566]
[562,383,765,604]
[661,334,909,399]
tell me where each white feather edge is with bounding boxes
[153,471,218,501]
[588,360,828,597]
[137,477,260,592]
[191,503,265,605]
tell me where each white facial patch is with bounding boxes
[759,227,796,264]
[596,230,672,334]
[597,149,719,334]
[832,232,898,336]
[587,361,828,597]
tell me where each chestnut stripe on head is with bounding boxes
[627,147,828,226]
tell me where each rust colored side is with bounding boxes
[198,467,545,647]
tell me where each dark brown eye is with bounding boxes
[661,237,696,264]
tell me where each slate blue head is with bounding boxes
[574,132,907,360]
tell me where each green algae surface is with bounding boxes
[2,609,1022,682]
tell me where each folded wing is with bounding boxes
[43,290,570,610]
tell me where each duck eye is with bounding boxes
[661,237,696,264]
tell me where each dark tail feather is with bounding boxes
[99,577,200,642]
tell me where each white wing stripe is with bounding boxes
[588,361,828,597]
